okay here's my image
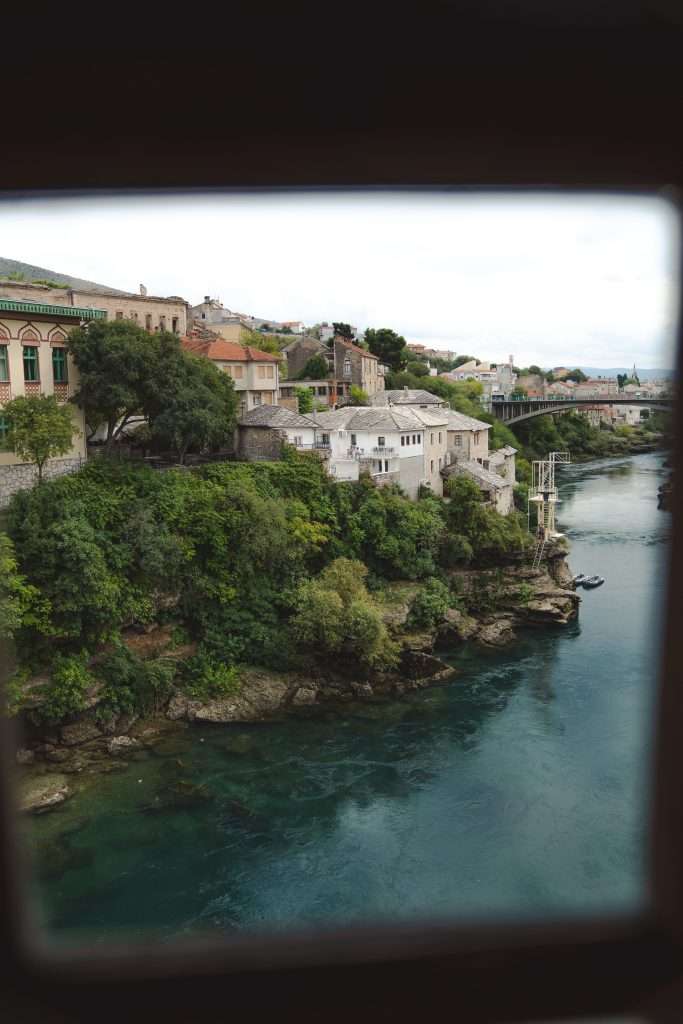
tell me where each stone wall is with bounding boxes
[0,456,84,508]
[236,426,285,462]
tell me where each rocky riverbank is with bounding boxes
[13,544,579,809]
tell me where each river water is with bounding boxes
[22,452,671,945]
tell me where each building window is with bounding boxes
[350,433,357,446]
[322,433,330,446]
[431,459,434,473]
[384,459,389,472]
[0,346,9,382]
[131,311,139,322]
[160,316,166,331]
[0,415,9,449]
[343,359,351,377]
[430,432,434,444]
[417,434,421,443]
[257,366,266,379]
[293,435,302,446]
[172,317,178,333]
[52,348,68,383]
[145,314,152,330]
[201,312,206,319]
[232,365,244,379]
[318,386,327,396]
[115,311,123,320]
[438,432,442,444]
[23,346,39,382]
[263,392,273,405]
[454,434,462,447]
[378,436,385,447]
[266,365,274,379]
[401,435,406,446]
[474,431,480,443]
[252,394,262,407]
[438,457,442,468]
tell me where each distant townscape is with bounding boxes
[0,256,673,510]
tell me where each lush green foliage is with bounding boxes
[3,394,77,481]
[291,559,399,669]
[349,385,369,405]
[365,327,409,371]
[0,534,44,640]
[295,386,315,413]
[95,645,176,721]
[147,350,237,462]
[332,322,355,341]
[298,353,329,380]
[443,477,530,565]
[41,652,94,722]
[407,577,451,628]
[68,321,237,456]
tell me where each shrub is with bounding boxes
[95,645,176,722]
[179,654,241,701]
[41,652,94,721]
[407,577,451,628]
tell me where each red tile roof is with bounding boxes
[182,338,280,362]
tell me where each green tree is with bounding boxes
[406,360,429,377]
[298,353,330,379]
[147,351,237,464]
[564,368,587,383]
[365,327,409,371]
[0,534,43,640]
[291,558,398,669]
[295,386,315,414]
[349,385,370,405]
[68,320,166,448]
[408,577,450,628]
[332,322,354,341]
[4,394,77,483]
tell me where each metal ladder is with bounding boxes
[531,504,552,570]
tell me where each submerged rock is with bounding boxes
[19,773,71,814]
[107,735,141,755]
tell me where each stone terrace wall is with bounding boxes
[0,457,84,508]
[236,426,285,462]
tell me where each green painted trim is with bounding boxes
[0,299,107,320]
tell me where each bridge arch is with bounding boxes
[491,397,672,426]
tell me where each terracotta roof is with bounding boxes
[182,338,280,362]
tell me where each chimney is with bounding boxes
[509,354,514,367]
[139,284,147,296]
[204,295,210,303]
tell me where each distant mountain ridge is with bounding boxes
[0,256,130,297]
[572,366,675,381]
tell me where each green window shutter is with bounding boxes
[23,346,39,382]
[0,416,9,449]
[52,347,67,383]
[0,347,8,382]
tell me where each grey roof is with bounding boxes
[237,405,316,429]
[441,459,508,490]
[370,389,444,407]
[312,406,425,432]
[490,444,518,457]
[443,408,491,432]
[0,256,131,296]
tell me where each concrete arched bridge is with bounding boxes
[490,396,673,425]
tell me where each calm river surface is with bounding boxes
[24,452,671,944]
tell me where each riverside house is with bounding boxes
[182,337,280,417]
[235,405,319,461]
[0,296,95,506]
[312,405,448,498]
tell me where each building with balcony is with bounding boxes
[0,298,97,505]
[182,337,280,417]
[313,405,446,498]
[278,378,352,410]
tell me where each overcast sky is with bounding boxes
[0,191,679,368]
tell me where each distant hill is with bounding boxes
[574,366,675,381]
[0,256,130,297]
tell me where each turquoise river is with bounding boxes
[21,452,671,945]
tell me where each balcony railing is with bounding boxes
[0,382,11,403]
[53,382,74,403]
[23,381,41,397]
[372,446,395,454]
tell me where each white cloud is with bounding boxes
[0,191,678,368]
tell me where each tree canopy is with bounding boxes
[364,327,409,371]
[332,322,354,341]
[3,394,78,482]
[298,353,329,380]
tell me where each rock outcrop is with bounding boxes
[19,773,71,814]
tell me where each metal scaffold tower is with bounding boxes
[528,451,571,569]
